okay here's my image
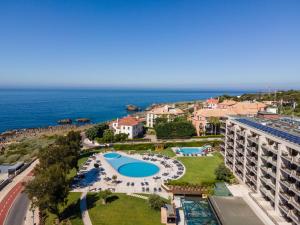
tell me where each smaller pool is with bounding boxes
[104,152,121,159]
[178,147,204,155]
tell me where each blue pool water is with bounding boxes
[181,198,218,225]
[118,162,159,177]
[179,147,204,154]
[104,152,121,159]
[104,152,159,177]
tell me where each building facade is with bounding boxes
[221,116,300,224]
[146,105,184,128]
[111,116,144,139]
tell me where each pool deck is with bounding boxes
[72,152,186,199]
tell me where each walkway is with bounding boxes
[227,184,283,225]
[80,191,93,225]
[0,161,37,225]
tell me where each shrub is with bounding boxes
[215,164,234,182]
[113,143,155,151]
[148,194,167,210]
[155,121,196,139]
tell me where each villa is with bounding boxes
[146,104,184,128]
[192,100,267,136]
[110,116,144,139]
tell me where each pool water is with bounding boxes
[118,162,159,177]
[104,152,121,159]
[181,198,218,225]
[104,152,160,177]
[179,147,204,154]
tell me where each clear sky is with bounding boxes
[0,0,299,90]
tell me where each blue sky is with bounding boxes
[0,0,299,90]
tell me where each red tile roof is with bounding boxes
[116,116,141,126]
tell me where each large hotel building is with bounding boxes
[221,116,300,225]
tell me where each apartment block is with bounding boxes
[221,116,300,225]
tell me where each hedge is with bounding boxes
[113,140,221,151]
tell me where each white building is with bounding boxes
[221,116,300,224]
[146,105,184,128]
[111,116,144,139]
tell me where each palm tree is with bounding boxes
[208,117,221,135]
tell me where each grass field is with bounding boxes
[45,192,83,225]
[176,152,223,185]
[87,193,161,225]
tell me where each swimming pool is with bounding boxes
[181,198,218,225]
[178,147,205,155]
[104,152,160,177]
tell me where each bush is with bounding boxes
[148,194,167,210]
[215,164,234,182]
[155,121,196,139]
[113,143,155,151]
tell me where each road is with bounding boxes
[0,182,24,225]
[4,192,30,225]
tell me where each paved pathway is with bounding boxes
[0,161,37,225]
[80,191,93,225]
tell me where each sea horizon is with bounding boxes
[0,88,250,133]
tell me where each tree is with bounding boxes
[148,194,167,210]
[215,164,233,182]
[85,123,109,140]
[25,164,69,222]
[114,133,128,142]
[25,131,81,224]
[99,190,112,204]
[208,117,221,135]
[102,129,115,143]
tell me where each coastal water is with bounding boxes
[0,89,245,133]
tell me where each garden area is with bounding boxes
[87,193,162,225]
[173,152,223,185]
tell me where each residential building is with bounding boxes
[221,116,300,225]
[146,105,184,128]
[192,101,266,136]
[111,116,144,139]
[204,98,219,109]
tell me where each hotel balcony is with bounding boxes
[227,141,234,148]
[261,155,277,167]
[236,147,244,155]
[260,186,275,202]
[260,176,276,190]
[247,136,259,144]
[247,146,258,155]
[261,166,276,178]
[288,210,300,225]
[286,195,300,212]
[228,134,234,140]
[290,183,300,196]
[281,153,300,167]
[236,130,245,137]
[290,170,300,181]
[261,144,278,155]
[236,139,245,146]
[246,165,258,174]
[227,126,235,133]
[236,156,244,163]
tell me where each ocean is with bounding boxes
[0,89,246,133]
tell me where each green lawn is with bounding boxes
[176,152,223,185]
[45,192,83,225]
[87,193,162,225]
